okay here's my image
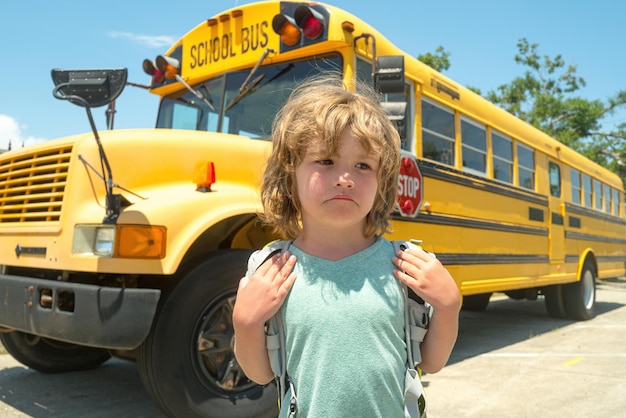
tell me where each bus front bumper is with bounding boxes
[0,274,160,350]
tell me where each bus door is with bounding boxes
[548,161,565,262]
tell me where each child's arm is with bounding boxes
[233,251,297,384]
[392,248,460,374]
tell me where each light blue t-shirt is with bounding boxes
[279,237,407,418]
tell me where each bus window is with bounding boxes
[613,188,621,215]
[172,102,203,130]
[386,86,413,151]
[492,132,513,183]
[604,184,611,213]
[461,117,486,175]
[422,99,455,166]
[571,168,581,204]
[594,179,602,210]
[157,78,223,131]
[517,143,535,190]
[157,55,342,137]
[356,57,373,85]
[549,162,561,197]
[583,174,592,207]
[356,58,412,151]
[221,55,341,138]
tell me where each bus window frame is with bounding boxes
[582,173,592,208]
[492,130,513,184]
[593,178,602,211]
[516,142,535,191]
[549,161,562,198]
[603,183,611,213]
[570,168,582,205]
[421,97,456,167]
[460,115,487,176]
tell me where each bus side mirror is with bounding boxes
[51,68,127,108]
[375,55,405,94]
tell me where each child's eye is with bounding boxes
[355,162,371,170]
[317,159,333,165]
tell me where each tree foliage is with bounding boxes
[417,46,451,73]
[485,38,626,183]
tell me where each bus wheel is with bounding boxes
[544,285,567,319]
[461,293,492,311]
[137,249,278,418]
[0,331,110,373]
[563,261,596,321]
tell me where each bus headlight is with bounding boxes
[95,226,115,256]
[72,225,166,259]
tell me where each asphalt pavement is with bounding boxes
[0,278,625,417]
[423,277,626,418]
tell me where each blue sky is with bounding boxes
[2,0,625,151]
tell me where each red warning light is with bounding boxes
[142,59,164,84]
[294,6,324,39]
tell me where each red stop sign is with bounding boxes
[397,156,423,217]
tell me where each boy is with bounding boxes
[233,76,460,417]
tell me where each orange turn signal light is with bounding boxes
[272,14,301,46]
[117,225,166,259]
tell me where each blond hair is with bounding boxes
[260,76,401,239]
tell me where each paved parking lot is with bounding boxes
[0,278,625,417]
[424,277,626,417]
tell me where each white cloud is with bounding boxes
[109,31,176,49]
[0,115,47,152]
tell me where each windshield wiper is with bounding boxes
[225,48,275,111]
[177,77,216,112]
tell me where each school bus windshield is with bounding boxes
[156,54,341,138]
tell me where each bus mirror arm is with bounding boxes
[51,68,129,224]
[354,33,378,83]
[353,34,405,94]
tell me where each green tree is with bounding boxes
[485,38,626,183]
[418,46,451,73]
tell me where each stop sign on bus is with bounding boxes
[397,156,423,217]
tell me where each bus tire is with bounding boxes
[137,249,278,418]
[544,285,567,319]
[461,293,492,311]
[563,261,596,321]
[0,331,110,373]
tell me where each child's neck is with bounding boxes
[293,229,376,261]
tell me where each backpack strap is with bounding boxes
[393,240,431,418]
[246,240,293,410]
[246,240,291,279]
[392,240,431,368]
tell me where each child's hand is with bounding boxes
[234,251,297,327]
[392,248,460,312]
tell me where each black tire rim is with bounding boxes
[193,292,257,394]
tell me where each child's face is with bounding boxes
[295,129,380,234]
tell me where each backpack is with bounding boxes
[246,239,430,418]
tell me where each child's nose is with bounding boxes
[335,172,355,188]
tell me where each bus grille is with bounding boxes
[0,145,72,223]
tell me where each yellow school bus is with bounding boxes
[0,1,624,417]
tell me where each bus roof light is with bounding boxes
[155,55,180,80]
[272,14,301,46]
[142,59,164,83]
[294,6,324,39]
